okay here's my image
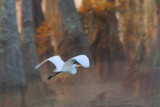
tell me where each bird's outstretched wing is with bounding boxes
[35,56,64,69]
[71,55,90,68]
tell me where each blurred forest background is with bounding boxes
[1,0,160,107]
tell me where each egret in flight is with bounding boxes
[35,55,90,80]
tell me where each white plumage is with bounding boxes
[71,55,89,68]
[35,55,90,79]
[35,56,64,69]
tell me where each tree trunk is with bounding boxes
[0,0,27,106]
[21,0,45,105]
[116,0,160,96]
[32,0,44,29]
[80,0,125,81]
[21,0,41,83]
[155,0,160,66]
[46,0,89,60]
[42,0,55,21]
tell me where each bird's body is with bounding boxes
[35,55,90,79]
[56,59,77,74]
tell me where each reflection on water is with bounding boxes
[1,62,158,107]
[37,66,154,107]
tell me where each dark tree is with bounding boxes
[80,0,125,80]
[116,0,160,96]
[0,0,27,106]
[21,0,45,105]
[32,0,44,28]
[45,0,89,60]
[21,0,41,82]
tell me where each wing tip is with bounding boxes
[35,66,38,69]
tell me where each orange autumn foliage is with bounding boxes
[79,0,116,14]
[35,16,57,55]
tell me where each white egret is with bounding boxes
[35,55,90,80]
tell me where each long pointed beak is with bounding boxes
[77,64,82,67]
